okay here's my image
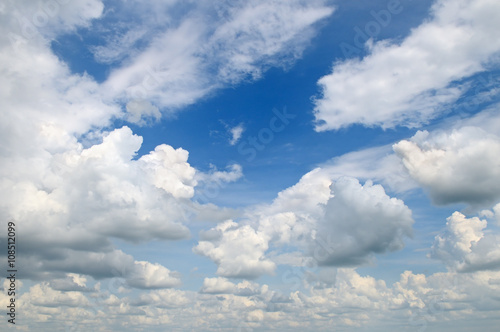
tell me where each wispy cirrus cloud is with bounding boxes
[99,0,334,117]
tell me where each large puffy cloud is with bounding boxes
[194,170,413,278]
[314,177,414,266]
[431,211,500,272]
[313,0,500,130]
[313,106,500,199]
[0,123,246,282]
[102,0,334,117]
[0,2,243,287]
[2,127,194,245]
[193,220,276,279]
[393,126,500,208]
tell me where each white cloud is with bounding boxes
[314,177,414,266]
[25,283,91,308]
[431,211,500,272]
[139,142,198,199]
[125,99,161,125]
[206,0,334,83]
[91,27,149,64]
[0,2,256,289]
[0,116,239,283]
[0,6,237,286]
[7,265,500,331]
[229,123,245,146]
[5,0,104,40]
[458,102,500,135]
[195,163,243,186]
[393,126,500,208]
[193,220,276,279]
[3,1,500,330]
[321,145,418,193]
[200,277,263,296]
[494,203,500,225]
[313,0,500,130]
[263,174,414,267]
[49,274,93,292]
[102,0,334,116]
[127,261,182,289]
[200,277,236,294]
[194,171,413,278]
[134,288,192,308]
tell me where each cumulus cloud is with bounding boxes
[127,261,182,289]
[0,117,237,283]
[3,0,500,330]
[0,0,259,292]
[313,0,500,130]
[394,126,500,208]
[139,142,198,199]
[200,277,237,294]
[134,288,192,308]
[194,171,413,278]
[431,211,500,272]
[193,220,276,279]
[11,267,500,331]
[314,177,414,266]
[25,282,91,308]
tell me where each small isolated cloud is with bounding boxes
[196,163,243,185]
[229,123,245,146]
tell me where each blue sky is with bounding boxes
[1,0,500,331]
